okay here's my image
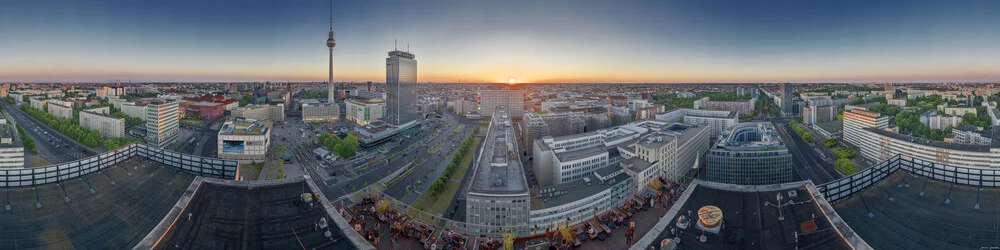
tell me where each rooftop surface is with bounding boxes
[553,145,608,162]
[815,120,843,134]
[539,172,630,208]
[153,180,352,250]
[219,120,272,136]
[647,180,856,249]
[714,122,787,151]
[469,106,528,194]
[864,127,992,152]
[834,171,1000,250]
[621,157,654,172]
[0,159,195,249]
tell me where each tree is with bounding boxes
[821,139,838,148]
[802,132,814,142]
[834,159,857,175]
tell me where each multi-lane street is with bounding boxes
[3,104,96,165]
[775,120,842,183]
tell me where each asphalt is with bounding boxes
[773,118,842,184]
[2,104,96,164]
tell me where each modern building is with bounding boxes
[302,103,339,123]
[887,98,907,107]
[853,126,1000,168]
[386,50,418,126]
[953,125,992,146]
[528,168,632,230]
[452,99,478,115]
[927,115,962,130]
[532,124,643,186]
[80,107,126,138]
[706,122,792,185]
[477,89,524,118]
[465,105,531,235]
[144,99,180,148]
[0,119,24,168]
[217,119,272,162]
[345,98,386,125]
[233,104,285,122]
[842,108,890,147]
[780,83,794,116]
[802,105,835,125]
[655,108,737,137]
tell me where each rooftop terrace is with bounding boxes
[469,106,528,194]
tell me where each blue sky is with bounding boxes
[2,0,999,83]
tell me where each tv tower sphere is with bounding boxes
[327,32,336,48]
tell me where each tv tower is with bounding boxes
[326,0,337,103]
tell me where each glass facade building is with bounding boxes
[705,122,793,185]
[386,51,418,126]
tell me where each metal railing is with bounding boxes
[0,143,239,187]
[817,154,1000,203]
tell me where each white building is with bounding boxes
[345,98,386,125]
[217,119,272,162]
[655,108,737,137]
[842,108,890,147]
[233,104,285,122]
[0,121,24,168]
[302,103,339,123]
[854,125,1000,169]
[477,89,524,118]
[144,99,180,148]
[47,101,73,120]
[80,107,126,138]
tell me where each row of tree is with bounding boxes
[319,133,360,159]
[104,137,143,151]
[15,124,37,154]
[20,105,103,147]
[427,132,477,197]
[789,121,814,142]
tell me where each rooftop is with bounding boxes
[151,177,353,249]
[834,170,1000,249]
[538,172,630,208]
[553,145,607,162]
[219,119,272,136]
[621,157,654,172]
[646,180,860,249]
[714,122,787,151]
[0,159,195,249]
[864,127,991,152]
[469,106,528,194]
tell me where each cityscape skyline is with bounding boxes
[3,0,1000,83]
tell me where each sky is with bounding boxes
[2,0,1000,83]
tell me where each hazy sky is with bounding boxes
[2,0,999,83]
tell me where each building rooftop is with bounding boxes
[834,170,1000,249]
[553,145,607,162]
[0,159,195,249]
[714,122,787,151]
[864,127,991,152]
[645,180,861,249]
[621,157,654,172]
[538,172,630,208]
[815,120,843,134]
[151,178,354,250]
[219,119,272,136]
[346,98,385,104]
[469,106,529,195]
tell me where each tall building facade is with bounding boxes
[477,89,524,118]
[781,83,794,116]
[843,108,890,147]
[386,50,417,126]
[80,107,126,138]
[145,99,180,148]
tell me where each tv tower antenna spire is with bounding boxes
[326,0,337,103]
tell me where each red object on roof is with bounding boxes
[799,220,818,233]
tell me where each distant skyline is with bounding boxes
[2,0,1000,83]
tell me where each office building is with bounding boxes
[386,50,418,126]
[144,99,180,148]
[345,98,386,125]
[452,99,478,115]
[887,98,907,107]
[185,102,224,120]
[842,108,890,147]
[0,119,24,168]
[477,89,524,118]
[302,103,339,123]
[803,105,835,125]
[855,125,1000,168]
[218,119,272,162]
[465,105,531,235]
[706,122,792,185]
[655,108,737,137]
[780,83,794,116]
[80,107,126,138]
[233,104,285,122]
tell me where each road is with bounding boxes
[774,121,841,183]
[3,104,96,164]
[382,119,474,205]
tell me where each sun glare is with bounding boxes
[508,78,516,84]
